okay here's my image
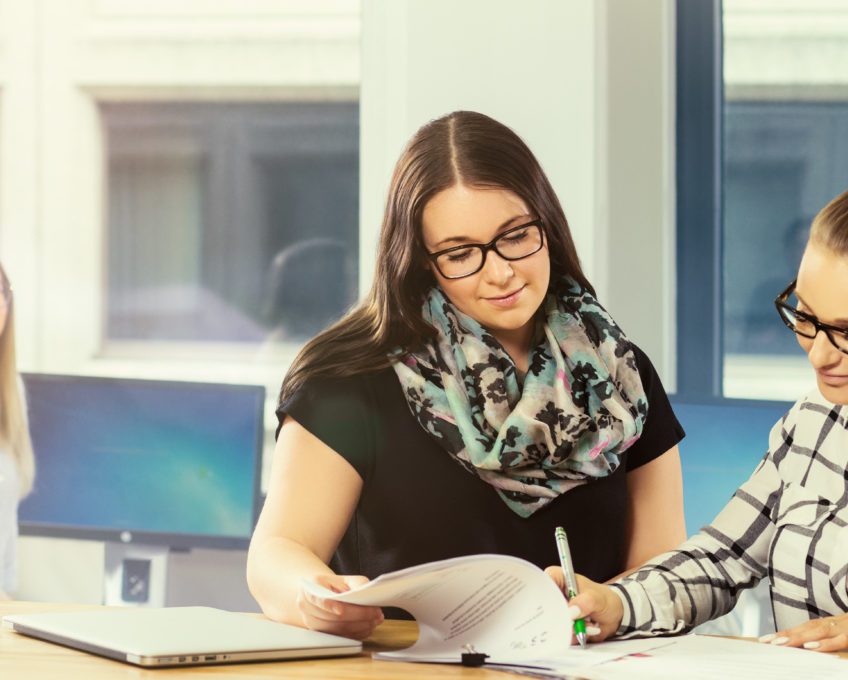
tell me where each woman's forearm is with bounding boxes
[246,535,335,625]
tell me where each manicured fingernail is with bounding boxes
[567,605,582,619]
[587,625,601,635]
[771,636,789,646]
[758,633,777,643]
[804,641,821,650]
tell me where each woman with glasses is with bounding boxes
[0,263,35,599]
[556,189,848,653]
[247,111,686,639]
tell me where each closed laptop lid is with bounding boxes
[3,606,362,667]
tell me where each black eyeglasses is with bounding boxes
[774,279,848,355]
[427,220,545,280]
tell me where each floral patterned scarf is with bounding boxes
[391,277,647,517]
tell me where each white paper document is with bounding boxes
[302,554,664,672]
[573,635,848,680]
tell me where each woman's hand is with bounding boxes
[545,567,624,642]
[759,613,848,652]
[297,573,384,640]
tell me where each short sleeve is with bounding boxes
[624,345,685,471]
[276,375,376,481]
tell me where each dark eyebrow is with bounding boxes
[795,290,848,325]
[432,214,532,248]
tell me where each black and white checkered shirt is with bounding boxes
[612,390,848,635]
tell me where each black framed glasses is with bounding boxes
[427,220,545,280]
[774,279,848,355]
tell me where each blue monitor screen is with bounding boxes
[19,373,264,549]
[672,397,794,537]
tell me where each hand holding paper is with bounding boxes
[298,573,383,640]
[302,554,575,664]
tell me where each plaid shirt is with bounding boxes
[612,390,848,635]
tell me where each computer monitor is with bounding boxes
[19,373,264,551]
[671,395,794,537]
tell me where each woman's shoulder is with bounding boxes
[765,390,846,475]
[777,389,846,435]
[279,366,396,411]
[620,342,684,469]
[627,342,654,376]
[276,366,400,440]
[275,367,399,480]
[625,341,667,403]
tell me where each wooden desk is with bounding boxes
[1,601,494,678]
[3,601,846,678]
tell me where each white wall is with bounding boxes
[360,0,676,383]
[603,0,675,381]
[360,0,603,292]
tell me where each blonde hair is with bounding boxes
[0,263,34,498]
[810,189,848,256]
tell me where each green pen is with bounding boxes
[554,526,587,648]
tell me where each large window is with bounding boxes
[0,1,360,381]
[677,0,848,400]
[104,102,359,350]
[724,102,848,359]
[722,0,848,398]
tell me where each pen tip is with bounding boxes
[577,633,587,649]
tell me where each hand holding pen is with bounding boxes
[546,533,624,644]
[554,527,588,648]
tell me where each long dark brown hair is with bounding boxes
[279,111,594,404]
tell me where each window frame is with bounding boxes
[675,0,725,399]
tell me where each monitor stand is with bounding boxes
[103,541,170,607]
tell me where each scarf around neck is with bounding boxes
[391,277,647,517]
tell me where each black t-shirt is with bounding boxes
[278,344,684,595]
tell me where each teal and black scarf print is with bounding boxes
[392,277,647,517]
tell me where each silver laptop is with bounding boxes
[2,606,362,667]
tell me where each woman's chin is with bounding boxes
[816,378,848,406]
